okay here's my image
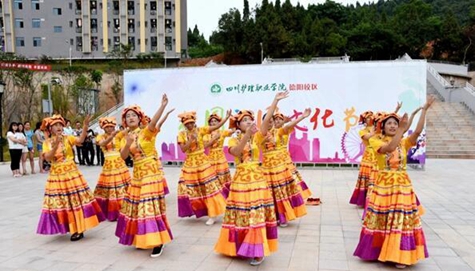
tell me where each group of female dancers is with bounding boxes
[349,97,435,269]
[35,89,435,268]
[35,92,313,265]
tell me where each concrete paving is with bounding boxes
[0,159,474,271]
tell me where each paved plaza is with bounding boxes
[0,159,474,271]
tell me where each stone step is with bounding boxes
[427,139,475,144]
[426,150,475,155]
[426,153,475,159]
[427,146,475,151]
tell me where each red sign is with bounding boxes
[0,62,52,71]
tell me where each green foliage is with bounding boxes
[205,0,475,63]
[187,25,224,58]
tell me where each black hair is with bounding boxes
[7,122,18,134]
[381,116,399,135]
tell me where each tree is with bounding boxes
[433,11,464,61]
[90,70,103,90]
[71,74,95,115]
[391,0,441,58]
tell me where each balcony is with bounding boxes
[150,28,156,33]
[76,27,82,33]
[91,27,98,33]
[113,10,119,15]
[113,28,120,33]
[150,10,156,15]
[151,46,157,51]
[128,10,134,15]
[128,28,135,33]
[75,9,82,15]
[91,9,97,15]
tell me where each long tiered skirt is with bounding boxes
[283,149,312,199]
[215,162,278,258]
[350,147,376,207]
[94,152,131,221]
[207,148,231,198]
[354,170,429,265]
[115,156,173,249]
[37,160,104,235]
[262,150,307,224]
[177,150,227,218]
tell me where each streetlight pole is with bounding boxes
[164,44,167,68]
[66,40,72,67]
[0,81,5,162]
[260,42,263,63]
[48,81,52,116]
[47,78,61,116]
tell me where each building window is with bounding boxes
[165,36,172,50]
[70,38,74,45]
[53,8,62,15]
[76,36,83,51]
[69,21,74,27]
[32,18,41,28]
[31,0,40,10]
[54,26,62,33]
[15,19,24,28]
[165,19,172,33]
[33,37,42,47]
[14,0,23,10]
[16,37,25,47]
[165,1,171,15]
[69,2,73,9]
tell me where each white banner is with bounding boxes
[124,60,427,164]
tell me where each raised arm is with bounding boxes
[208,110,232,132]
[97,130,120,147]
[156,108,175,131]
[148,94,168,131]
[394,101,403,114]
[74,115,91,145]
[379,113,408,153]
[404,106,423,133]
[362,127,375,141]
[283,108,311,133]
[260,91,289,135]
[408,96,435,144]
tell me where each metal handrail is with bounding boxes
[89,102,124,126]
[427,64,450,87]
[465,82,475,96]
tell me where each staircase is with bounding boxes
[426,99,475,159]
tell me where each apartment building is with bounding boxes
[0,0,187,60]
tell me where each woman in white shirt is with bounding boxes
[6,122,26,177]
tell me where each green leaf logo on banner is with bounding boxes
[210,83,222,95]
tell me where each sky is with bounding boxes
[187,0,369,40]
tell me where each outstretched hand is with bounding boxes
[161,94,169,106]
[166,108,175,116]
[396,101,403,110]
[225,109,232,119]
[83,115,91,127]
[246,124,258,136]
[275,91,289,101]
[399,113,409,130]
[423,96,436,110]
[302,108,311,118]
